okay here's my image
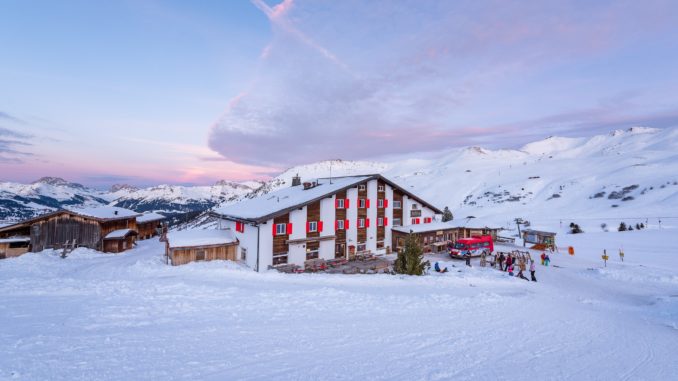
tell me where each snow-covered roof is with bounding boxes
[213,174,443,222]
[523,228,557,236]
[166,229,237,249]
[392,221,457,234]
[214,176,373,221]
[0,236,30,244]
[104,229,136,239]
[452,218,501,229]
[136,212,166,223]
[66,206,141,220]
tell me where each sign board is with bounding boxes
[436,230,443,236]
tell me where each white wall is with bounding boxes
[258,219,274,271]
[217,218,259,270]
[287,207,307,266]
[346,187,358,249]
[366,179,378,252]
[385,184,394,251]
[319,197,336,260]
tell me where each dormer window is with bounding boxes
[378,185,385,192]
[358,184,366,191]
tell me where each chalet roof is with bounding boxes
[104,229,137,240]
[213,174,443,223]
[452,218,502,230]
[136,212,166,223]
[66,206,141,221]
[0,236,30,244]
[523,229,557,236]
[392,221,457,234]
[166,229,237,249]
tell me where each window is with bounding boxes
[357,243,366,252]
[358,218,365,228]
[196,250,206,261]
[378,199,384,208]
[359,199,366,208]
[235,221,245,233]
[241,247,247,261]
[378,185,385,192]
[412,218,420,224]
[358,184,366,191]
[378,217,384,227]
[377,241,384,249]
[8,241,28,249]
[393,218,402,226]
[412,203,419,210]
[393,200,402,209]
[273,253,288,265]
[424,217,432,223]
[336,219,345,230]
[306,248,319,260]
[276,223,287,235]
[336,198,345,208]
[308,221,318,232]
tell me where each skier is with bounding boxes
[530,260,537,282]
[544,253,551,267]
[505,253,513,272]
[498,252,505,271]
[540,252,546,266]
[464,251,472,267]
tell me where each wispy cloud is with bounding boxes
[0,124,33,163]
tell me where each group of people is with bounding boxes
[482,250,540,282]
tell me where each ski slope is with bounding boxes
[1,225,676,380]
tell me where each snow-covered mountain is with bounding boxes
[0,178,262,225]
[3,127,677,231]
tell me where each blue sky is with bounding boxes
[2,0,678,187]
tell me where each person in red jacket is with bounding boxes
[540,252,546,266]
[505,254,513,271]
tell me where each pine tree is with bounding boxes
[394,232,430,275]
[442,207,454,222]
[618,222,627,231]
[640,223,645,229]
[635,223,641,230]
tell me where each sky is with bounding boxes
[2,0,678,188]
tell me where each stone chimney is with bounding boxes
[291,173,301,187]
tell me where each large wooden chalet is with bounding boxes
[211,174,444,271]
[0,206,143,254]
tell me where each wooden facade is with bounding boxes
[393,190,403,226]
[392,228,458,253]
[168,244,238,266]
[272,214,290,264]
[0,239,30,259]
[376,179,385,250]
[137,221,164,240]
[357,184,367,249]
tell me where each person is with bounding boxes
[507,263,514,276]
[540,252,546,266]
[544,253,550,267]
[498,252,505,271]
[505,253,513,271]
[434,262,448,273]
[530,260,537,282]
[464,251,472,267]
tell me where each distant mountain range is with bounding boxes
[3,127,678,231]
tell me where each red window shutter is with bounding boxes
[287,223,293,235]
[345,199,349,209]
[345,219,350,229]
[335,198,339,208]
[384,199,388,208]
[335,220,338,231]
[417,218,421,224]
[306,221,310,233]
[272,223,276,236]
[366,199,370,208]
[385,217,389,226]
[318,221,323,232]
[366,218,370,228]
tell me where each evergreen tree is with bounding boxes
[618,222,627,231]
[628,225,634,231]
[394,232,430,276]
[442,207,454,222]
[640,223,645,229]
[635,223,641,230]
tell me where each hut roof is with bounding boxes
[67,206,141,221]
[136,212,166,223]
[392,221,457,234]
[523,228,557,236]
[167,229,237,249]
[104,229,137,240]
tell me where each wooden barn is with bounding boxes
[522,229,557,250]
[392,222,458,253]
[136,212,167,240]
[165,229,239,266]
[0,207,141,253]
[0,237,30,259]
[103,229,138,253]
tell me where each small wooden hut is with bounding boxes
[165,229,239,266]
[0,237,30,259]
[0,207,141,253]
[136,212,167,240]
[103,229,138,253]
[522,229,557,250]
[392,222,458,253]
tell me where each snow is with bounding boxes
[392,221,456,234]
[104,229,134,239]
[214,175,373,220]
[0,237,30,243]
[166,229,237,248]
[66,206,140,220]
[136,212,166,223]
[0,226,676,380]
